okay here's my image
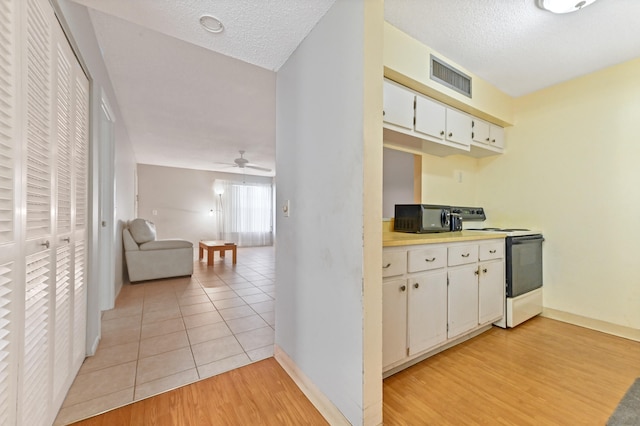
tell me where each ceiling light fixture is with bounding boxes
[536,0,597,13]
[199,15,224,33]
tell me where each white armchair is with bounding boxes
[123,218,193,282]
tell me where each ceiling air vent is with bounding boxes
[430,55,472,98]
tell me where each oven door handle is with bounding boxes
[511,236,544,244]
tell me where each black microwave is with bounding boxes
[394,204,451,233]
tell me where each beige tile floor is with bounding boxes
[55,246,275,425]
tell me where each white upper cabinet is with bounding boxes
[413,95,445,139]
[414,95,471,149]
[470,118,505,157]
[383,80,414,130]
[383,78,505,158]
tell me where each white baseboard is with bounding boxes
[541,308,640,342]
[274,345,350,426]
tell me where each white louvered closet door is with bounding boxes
[0,0,18,424]
[23,0,89,424]
[72,72,89,371]
[23,0,54,424]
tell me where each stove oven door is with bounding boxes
[506,235,543,298]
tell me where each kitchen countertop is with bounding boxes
[383,230,506,247]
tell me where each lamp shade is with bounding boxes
[213,180,225,195]
[537,0,597,13]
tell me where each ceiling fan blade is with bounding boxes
[245,164,272,172]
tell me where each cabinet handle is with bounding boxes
[486,137,490,142]
[474,269,479,275]
[489,249,496,254]
[41,240,50,249]
[425,257,436,262]
[400,285,406,292]
[448,132,453,137]
[491,139,496,143]
[483,268,488,273]
[383,263,391,269]
[461,253,470,258]
[62,237,71,243]
[440,130,445,136]
[383,110,385,116]
[414,283,419,289]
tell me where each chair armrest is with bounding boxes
[123,228,140,251]
[139,239,193,251]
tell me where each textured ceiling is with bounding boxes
[69,0,640,176]
[385,0,640,97]
[70,0,337,71]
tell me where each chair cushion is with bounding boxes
[139,239,193,251]
[129,218,157,244]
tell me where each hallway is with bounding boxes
[55,246,275,425]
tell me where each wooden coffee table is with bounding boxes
[199,240,237,267]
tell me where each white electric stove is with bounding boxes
[453,207,544,328]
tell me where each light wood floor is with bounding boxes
[72,317,640,425]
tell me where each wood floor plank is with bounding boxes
[384,317,640,425]
[71,317,640,425]
[71,358,328,426]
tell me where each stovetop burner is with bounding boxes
[470,228,530,232]
[468,227,540,237]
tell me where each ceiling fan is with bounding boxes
[217,150,272,172]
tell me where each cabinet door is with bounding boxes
[489,125,505,149]
[445,108,472,147]
[383,80,414,130]
[414,95,445,140]
[447,265,478,339]
[383,279,408,368]
[408,272,447,355]
[472,119,491,145]
[478,259,505,325]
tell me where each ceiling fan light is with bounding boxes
[537,0,597,13]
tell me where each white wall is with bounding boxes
[54,0,137,351]
[383,148,414,218]
[136,164,273,259]
[275,0,383,423]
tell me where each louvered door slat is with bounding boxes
[72,239,85,364]
[25,0,51,240]
[74,78,88,231]
[54,244,71,396]
[0,0,14,245]
[23,249,50,426]
[0,262,15,426]
[56,44,72,234]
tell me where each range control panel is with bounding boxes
[451,206,486,221]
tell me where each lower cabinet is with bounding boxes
[383,238,505,372]
[408,271,447,356]
[478,259,505,324]
[447,265,479,339]
[382,278,408,367]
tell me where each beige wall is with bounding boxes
[477,57,640,330]
[419,153,479,207]
[397,56,640,332]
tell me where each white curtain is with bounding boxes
[218,180,273,247]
